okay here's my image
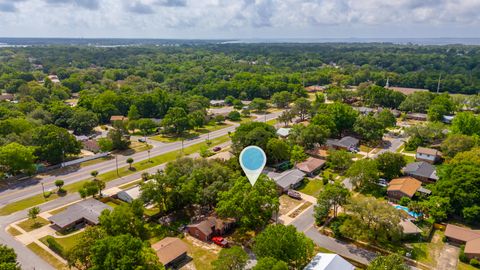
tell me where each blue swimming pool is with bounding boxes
[394,205,422,219]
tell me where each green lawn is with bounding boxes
[0,134,231,216]
[27,242,66,269]
[458,262,480,270]
[403,154,416,164]
[183,238,218,270]
[41,231,85,255]
[7,226,22,236]
[297,179,324,197]
[151,123,231,143]
[409,230,445,267]
[17,217,50,232]
[359,145,373,153]
[266,118,277,125]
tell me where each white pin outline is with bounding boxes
[239,146,267,186]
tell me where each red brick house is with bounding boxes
[187,217,234,242]
[387,177,422,202]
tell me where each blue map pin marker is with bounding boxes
[239,146,267,186]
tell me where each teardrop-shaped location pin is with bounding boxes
[239,146,267,186]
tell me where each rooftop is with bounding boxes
[403,161,438,180]
[304,253,355,270]
[416,147,441,156]
[445,224,480,243]
[400,219,422,235]
[267,168,306,189]
[387,177,422,198]
[276,127,291,137]
[152,237,188,266]
[296,157,326,174]
[48,198,112,228]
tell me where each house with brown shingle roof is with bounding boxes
[187,216,234,242]
[110,115,128,122]
[151,237,188,268]
[387,177,422,202]
[295,157,326,177]
[445,224,480,260]
[416,147,442,164]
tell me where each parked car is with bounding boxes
[138,138,146,143]
[212,236,228,247]
[213,146,222,152]
[287,189,302,200]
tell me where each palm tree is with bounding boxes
[126,158,134,170]
[90,170,99,180]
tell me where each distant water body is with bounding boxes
[1,37,480,46]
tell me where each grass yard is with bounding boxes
[297,179,324,197]
[7,226,22,236]
[17,217,50,232]
[409,230,445,267]
[151,123,231,143]
[0,134,231,216]
[117,141,153,154]
[359,145,373,153]
[279,194,303,216]
[238,116,257,124]
[458,262,480,270]
[266,118,277,125]
[27,242,66,269]
[403,154,416,164]
[41,230,84,255]
[182,237,219,270]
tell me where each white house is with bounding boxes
[304,253,355,270]
[415,147,441,164]
[117,186,141,203]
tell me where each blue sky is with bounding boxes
[0,0,479,39]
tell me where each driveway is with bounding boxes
[436,244,459,270]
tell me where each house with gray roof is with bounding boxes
[276,128,291,138]
[48,198,112,231]
[117,186,142,203]
[326,136,359,152]
[267,169,306,193]
[403,161,438,183]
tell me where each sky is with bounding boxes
[0,0,479,39]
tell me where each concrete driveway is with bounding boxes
[436,244,459,270]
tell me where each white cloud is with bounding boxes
[0,0,479,38]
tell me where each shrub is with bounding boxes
[43,191,52,198]
[399,196,411,206]
[46,237,64,256]
[227,111,241,121]
[322,177,329,185]
[471,259,480,268]
[460,245,468,263]
[329,215,347,238]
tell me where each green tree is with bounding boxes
[376,109,397,128]
[367,254,409,270]
[216,175,279,230]
[399,91,434,113]
[315,182,350,222]
[135,118,158,136]
[419,196,451,222]
[214,114,225,124]
[266,138,290,164]
[54,179,64,191]
[0,142,36,175]
[346,159,379,191]
[0,244,20,270]
[212,246,249,270]
[289,124,330,149]
[127,105,141,121]
[271,91,293,108]
[32,125,81,164]
[250,98,268,112]
[99,200,147,239]
[463,205,480,224]
[227,110,241,121]
[98,138,114,152]
[162,107,191,135]
[290,145,307,165]
[292,98,312,121]
[90,234,164,270]
[28,206,40,224]
[354,114,385,142]
[126,157,134,170]
[79,181,100,198]
[68,108,99,135]
[231,122,277,154]
[451,112,480,136]
[375,152,406,180]
[253,224,314,269]
[327,149,353,172]
[324,102,358,135]
[277,110,295,127]
[441,134,476,158]
[253,257,288,270]
[107,129,130,150]
[90,170,99,180]
[66,226,107,270]
[189,110,207,129]
[311,114,338,136]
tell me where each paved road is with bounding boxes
[0,113,280,269]
[290,205,377,265]
[0,112,281,208]
[371,137,405,158]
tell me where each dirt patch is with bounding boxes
[437,243,459,270]
[288,202,313,218]
[279,195,303,216]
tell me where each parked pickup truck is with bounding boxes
[212,236,228,247]
[287,190,302,200]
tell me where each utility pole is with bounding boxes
[41,183,45,199]
[437,74,442,93]
[115,154,119,176]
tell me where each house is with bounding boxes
[48,198,112,231]
[416,147,441,164]
[110,115,128,122]
[387,177,422,201]
[402,161,438,183]
[151,237,188,268]
[117,186,142,203]
[326,136,359,152]
[305,85,327,93]
[276,128,291,138]
[400,219,422,236]
[306,148,329,160]
[187,216,235,242]
[48,75,61,84]
[442,115,455,124]
[83,140,101,153]
[295,157,326,177]
[387,86,429,96]
[445,224,480,260]
[304,253,355,270]
[209,100,225,107]
[0,93,14,101]
[266,169,306,193]
[406,113,428,121]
